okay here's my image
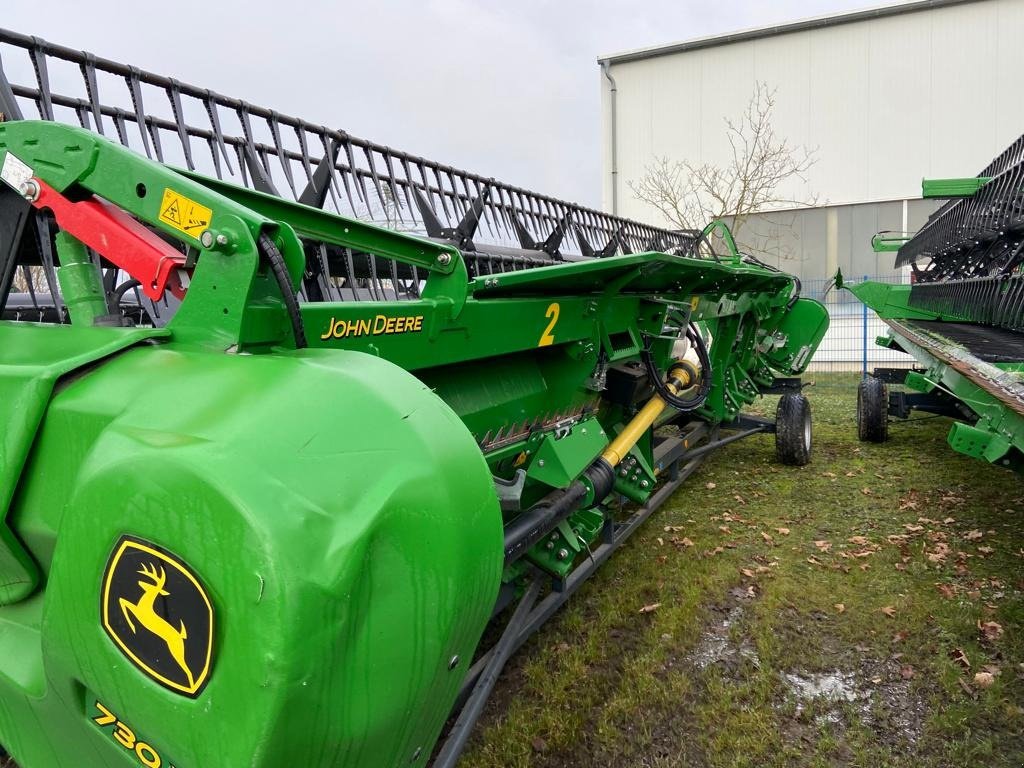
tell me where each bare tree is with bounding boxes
[628,82,817,241]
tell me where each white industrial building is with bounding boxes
[598,0,1024,285]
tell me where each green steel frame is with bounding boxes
[839,273,1024,472]
[0,121,828,767]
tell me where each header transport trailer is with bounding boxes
[0,30,827,768]
[844,130,1024,474]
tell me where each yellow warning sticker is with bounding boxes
[158,188,213,237]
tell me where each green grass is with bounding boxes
[462,376,1024,768]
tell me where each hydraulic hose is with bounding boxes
[257,232,307,348]
[641,324,710,412]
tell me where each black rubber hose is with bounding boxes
[258,233,307,348]
[112,278,141,305]
[641,324,711,412]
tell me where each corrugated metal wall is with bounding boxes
[601,0,1024,275]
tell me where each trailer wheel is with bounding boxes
[776,393,812,466]
[857,376,888,443]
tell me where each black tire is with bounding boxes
[857,376,888,443]
[776,393,812,466]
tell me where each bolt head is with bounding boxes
[557,548,569,560]
[18,179,39,202]
[538,459,545,467]
[200,230,215,248]
[215,233,229,246]
[437,252,452,266]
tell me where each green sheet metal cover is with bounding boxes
[0,321,167,603]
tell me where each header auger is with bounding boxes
[0,29,827,768]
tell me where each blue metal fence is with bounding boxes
[800,274,913,377]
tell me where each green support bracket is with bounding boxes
[871,231,913,252]
[922,177,992,199]
[526,418,608,489]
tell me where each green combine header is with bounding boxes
[0,31,827,767]
[845,132,1024,473]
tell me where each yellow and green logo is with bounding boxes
[101,536,214,698]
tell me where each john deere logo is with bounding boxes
[101,536,214,698]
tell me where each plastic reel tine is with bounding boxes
[399,156,417,220]
[294,125,315,192]
[381,151,405,223]
[148,122,164,163]
[111,112,128,147]
[362,146,390,217]
[80,55,104,135]
[206,137,223,179]
[125,68,153,159]
[432,167,452,222]
[28,42,54,121]
[204,95,234,174]
[267,112,296,197]
[166,80,195,171]
[340,139,367,205]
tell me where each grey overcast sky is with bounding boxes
[3,0,870,207]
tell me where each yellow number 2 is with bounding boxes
[538,303,560,347]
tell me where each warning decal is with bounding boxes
[158,188,213,237]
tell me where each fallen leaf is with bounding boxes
[904,524,924,533]
[761,531,775,544]
[894,562,907,571]
[705,482,716,490]
[822,471,837,478]
[734,495,747,505]
[861,487,873,496]
[848,535,871,546]
[845,471,857,477]
[892,630,909,643]
[977,546,994,555]
[880,605,897,618]
[859,563,871,571]
[664,525,685,533]
[978,620,1004,643]
[638,602,661,614]
[834,603,845,614]
[680,537,694,548]
[776,527,791,535]
[740,568,756,578]
[814,540,832,552]
[965,530,984,541]
[656,537,664,546]
[974,671,995,689]
[718,525,731,534]
[950,648,971,669]
[870,676,883,684]
[900,665,916,680]
[936,583,956,599]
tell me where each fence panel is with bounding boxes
[801,275,913,378]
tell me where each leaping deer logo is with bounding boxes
[119,562,195,690]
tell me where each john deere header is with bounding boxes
[0,30,827,768]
